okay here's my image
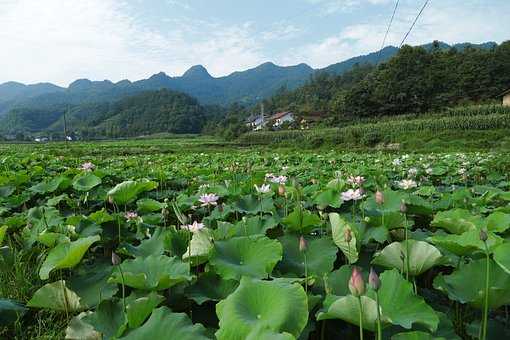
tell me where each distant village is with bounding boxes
[245,111,326,131]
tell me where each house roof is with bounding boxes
[270,111,293,120]
[499,88,510,97]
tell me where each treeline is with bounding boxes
[263,41,510,120]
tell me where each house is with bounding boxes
[246,114,267,130]
[501,89,510,107]
[299,112,327,129]
[270,111,295,128]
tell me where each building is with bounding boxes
[246,114,267,130]
[270,111,295,128]
[502,89,510,107]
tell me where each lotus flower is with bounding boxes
[125,211,138,222]
[254,184,271,194]
[398,179,417,190]
[199,193,219,207]
[408,167,418,177]
[479,228,488,242]
[375,191,384,205]
[349,267,365,297]
[111,251,121,266]
[341,189,364,201]
[270,175,288,185]
[348,176,365,186]
[369,267,380,291]
[80,162,95,171]
[181,221,205,233]
[299,236,308,252]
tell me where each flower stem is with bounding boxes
[358,296,364,340]
[376,292,382,340]
[118,265,126,315]
[480,242,490,340]
[404,213,410,281]
[303,252,308,294]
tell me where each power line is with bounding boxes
[399,0,431,48]
[376,0,400,63]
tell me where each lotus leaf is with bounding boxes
[329,213,359,264]
[107,180,157,205]
[185,272,238,305]
[27,280,83,311]
[431,209,484,234]
[72,173,102,192]
[83,300,127,339]
[493,242,510,274]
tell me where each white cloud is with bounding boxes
[283,0,510,68]
[0,0,267,85]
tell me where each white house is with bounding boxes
[270,112,295,128]
[246,114,267,130]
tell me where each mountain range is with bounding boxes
[0,41,499,136]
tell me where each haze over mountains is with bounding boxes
[0,41,499,137]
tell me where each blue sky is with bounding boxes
[1,0,509,85]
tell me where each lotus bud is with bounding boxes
[108,196,114,204]
[369,267,380,291]
[375,190,384,205]
[111,252,121,266]
[349,267,365,297]
[299,236,308,252]
[278,185,286,196]
[479,229,488,242]
[344,227,352,243]
[400,200,407,213]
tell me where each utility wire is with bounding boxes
[399,0,431,48]
[376,0,400,63]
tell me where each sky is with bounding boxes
[0,0,509,86]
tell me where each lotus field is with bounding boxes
[2,144,510,339]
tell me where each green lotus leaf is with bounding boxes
[375,269,439,332]
[68,262,118,308]
[329,213,359,264]
[372,240,442,276]
[325,265,352,296]
[486,212,510,233]
[39,235,100,280]
[406,195,434,216]
[163,228,189,258]
[0,299,27,326]
[0,225,7,245]
[109,255,192,290]
[245,325,296,340]
[124,227,169,258]
[37,231,69,247]
[317,295,381,331]
[27,280,83,311]
[30,176,71,194]
[313,188,342,209]
[83,300,127,339]
[121,307,210,339]
[136,198,164,213]
[182,228,213,266]
[125,291,165,328]
[65,312,101,340]
[46,193,69,206]
[0,185,15,198]
[72,173,102,192]
[282,208,322,233]
[235,195,274,214]
[276,234,337,277]
[391,331,444,340]
[234,215,279,236]
[210,235,282,280]
[494,242,510,274]
[185,272,238,305]
[107,180,158,205]
[88,209,114,225]
[433,258,510,309]
[216,277,308,339]
[428,229,504,256]
[363,189,404,214]
[431,209,484,234]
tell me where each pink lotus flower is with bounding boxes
[398,179,417,190]
[199,193,219,207]
[269,175,287,185]
[349,267,365,297]
[181,221,205,233]
[80,162,95,171]
[341,188,364,201]
[125,211,138,222]
[347,176,365,186]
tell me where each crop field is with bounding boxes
[1,140,510,339]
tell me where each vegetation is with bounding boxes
[2,139,510,339]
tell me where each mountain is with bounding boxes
[0,40,501,136]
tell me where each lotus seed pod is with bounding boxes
[344,228,352,243]
[369,267,381,291]
[375,190,384,205]
[299,236,308,252]
[479,229,488,242]
[349,267,365,297]
[111,252,121,266]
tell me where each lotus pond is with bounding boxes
[1,141,510,339]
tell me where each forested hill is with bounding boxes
[262,41,510,119]
[0,89,211,138]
